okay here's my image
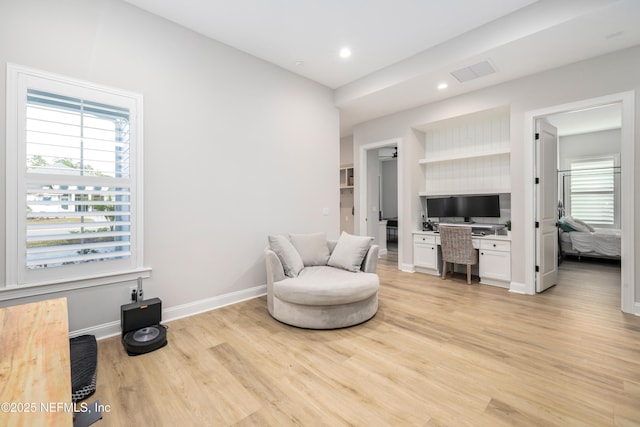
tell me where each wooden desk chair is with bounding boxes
[439,226,478,285]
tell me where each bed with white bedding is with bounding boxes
[559,228,621,259]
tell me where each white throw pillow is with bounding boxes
[327,232,374,272]
[564,216,593,232]
[289,232,330,266]
[573,217,595,232]
[268,235,304,278]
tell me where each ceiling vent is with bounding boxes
[451,60,496,83]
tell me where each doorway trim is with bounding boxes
[523,91,635,313]
[359,138,403,270]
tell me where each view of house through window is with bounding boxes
[26,89,132,269]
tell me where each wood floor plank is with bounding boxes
[89,253,640,426]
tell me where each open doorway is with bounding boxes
[540,104,622,300]
[358,138,403,270]
[525,92,635,313]
[379,146,399,261]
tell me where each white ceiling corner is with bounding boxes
[122,0,640,136]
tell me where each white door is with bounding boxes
[535,119,558,292]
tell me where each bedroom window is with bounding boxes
[568,157,619,227]
[5,64,146,291]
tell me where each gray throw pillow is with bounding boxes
[268,235,304,278]
[327,232,374,272]
[289,232,330,266]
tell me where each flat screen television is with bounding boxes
[426,194,500,222]
[425,197,456,218]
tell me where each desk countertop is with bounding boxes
[414,230,511,241]
[0,298,72,426]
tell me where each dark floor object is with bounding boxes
[121,298,168,356]
[73,399,103,427]
[70,334,98,402]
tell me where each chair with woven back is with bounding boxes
[439,225,478,285]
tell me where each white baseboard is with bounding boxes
[634,302,640,316]
[414,266,440,276]
[378,248,388,256]
[508,281,528,294]
[70,320,121,340]
[70,285,267,340]
[163,285,266,323]
[401,263,415,273]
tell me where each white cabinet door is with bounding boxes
[479,239,511,284]
[414,243,437,269]
[479,250,511,282]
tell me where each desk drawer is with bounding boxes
[480,239,511,252]
[413,234,436,244]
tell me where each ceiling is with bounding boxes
[123,0,640,136]
[546,103,621,136]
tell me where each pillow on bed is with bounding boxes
[559,217,575,232]
[573,217,595,232]
[564,216,594,232]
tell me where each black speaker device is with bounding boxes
[121,297,167,356]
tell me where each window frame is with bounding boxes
[5,64,149,298]
[565,154,620,229]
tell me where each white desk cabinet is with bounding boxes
[479,239,511,287]
[413,234,438,274]
[413,231,511,287]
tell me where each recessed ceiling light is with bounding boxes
[437,82,448,90]
[339,47,351,59]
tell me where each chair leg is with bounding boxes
[466,264,472,285]
[441,260,447,279]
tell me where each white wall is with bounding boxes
[559,129,621,169]
[352,45,640,302]
[340,135,354,166]
[381,160,398,218]
[340,136,355,234]
[0,0,339,335]
[366,149,381,240]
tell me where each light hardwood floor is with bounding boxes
[92,253,640,426]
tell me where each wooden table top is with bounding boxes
[0,298,72,427]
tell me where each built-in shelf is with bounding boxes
[340,165,354,189]
[418,148,510,165]
[419,188,510,197]
[418,106,511,196]
[340,165,355,234]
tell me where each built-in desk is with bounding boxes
[413,230,511,287]
[0,298,72,426]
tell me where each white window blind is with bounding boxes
[6,64,144,289]
[26,89,132,268]
[569,158,615,225]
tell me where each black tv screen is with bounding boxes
[457,195,501,219]
[426,194,500,221]
[426,197,455,218]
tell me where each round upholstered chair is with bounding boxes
[265,232,380,329]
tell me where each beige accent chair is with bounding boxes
[439,226,478,285]
[265,233,379,329]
